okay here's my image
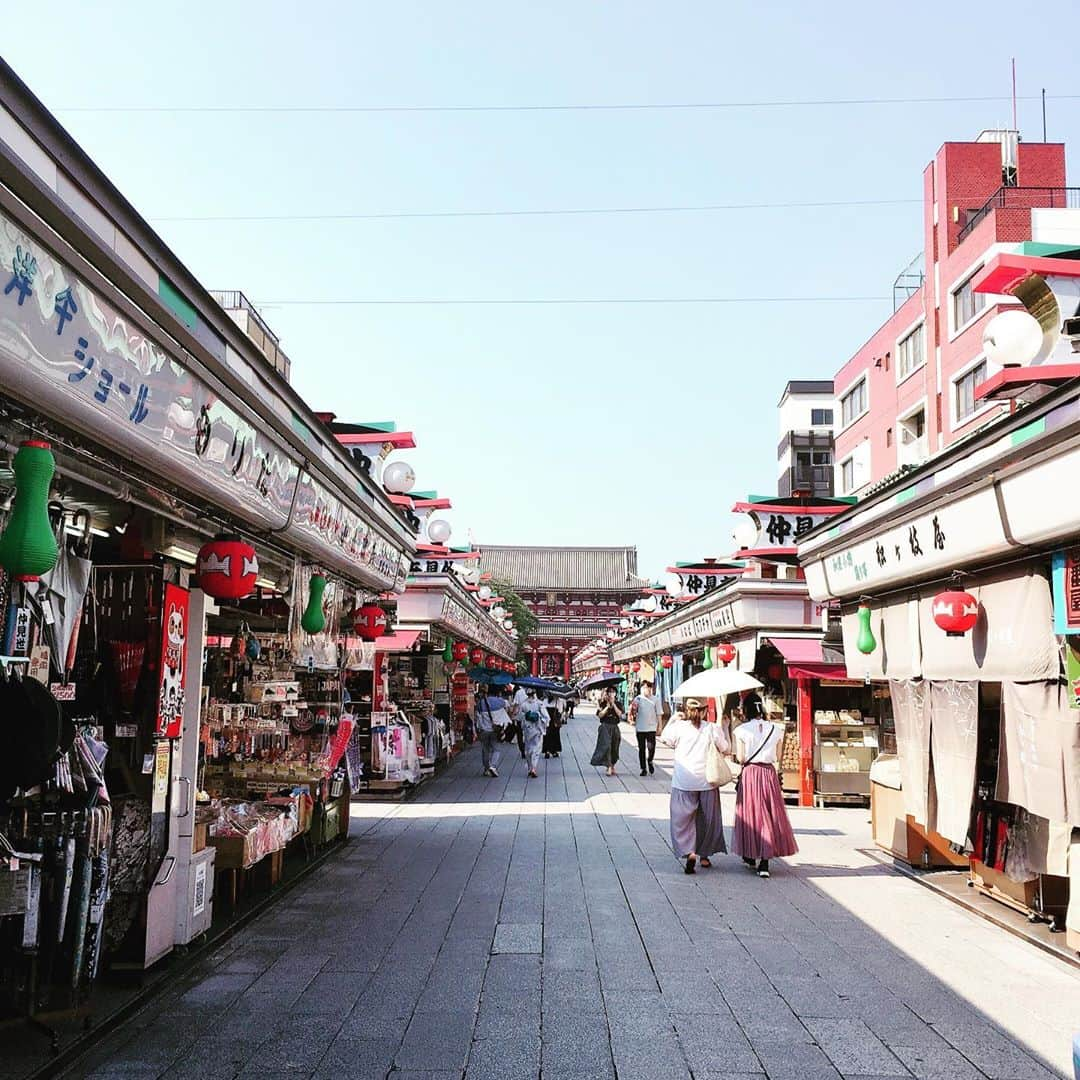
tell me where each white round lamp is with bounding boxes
[383,461,416,494]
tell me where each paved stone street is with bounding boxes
[66,707,1079,1079]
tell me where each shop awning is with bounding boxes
[373,630,422,653]
[769,637,848,681]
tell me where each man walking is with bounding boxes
[474,688,506,777]
[629,681,661,776]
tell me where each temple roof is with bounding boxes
[476,545,646,594]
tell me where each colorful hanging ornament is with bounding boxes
[0,440,58,582]
[442,637,455,663]
[856,604,876,654]
[702,646,713,670]
[932,589,979,637]
[452,641,469,662]
[353,603,387,641]
[301,573,328,635]
[196,535,259,600]
[469,645,484,667]
[661,655,673,669]
[631,661,641,672]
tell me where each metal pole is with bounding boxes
[1011,58,1017,132]
[1042,88,1047,141]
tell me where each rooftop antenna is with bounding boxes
[1011,58,1017,132]
[1042,88,1047,141]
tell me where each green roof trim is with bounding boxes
[412,490,438,500]
[1014,241,1080,259]
[354,421,397,432]
[158,275,197,330]
[1011,417,1046,446]
[290,412,315,446]
[895,487,918,505]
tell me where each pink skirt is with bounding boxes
[732,763,799,861]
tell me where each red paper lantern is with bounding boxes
[767,662,784,681]
[715,642,736,666]
[469,646,484,666]
[661,654,673,669]
[196,536,258,600]
[452,641,469,661]
[932,589,979,637]
[631,661,641,672]
[352,604,387,641]
[485,653,498,669]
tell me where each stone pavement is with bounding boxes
[63,706,1079,1080]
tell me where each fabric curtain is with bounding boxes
[927,681,979,847]
[889,680,933,827]
[998,681,1080,828]
[919,570,1058,682]
[845,597,921,681]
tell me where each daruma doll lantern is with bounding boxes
[196,536,258,600]
[353,604,387,641]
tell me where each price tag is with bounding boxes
[50,683,77,701]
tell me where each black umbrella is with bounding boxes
[577,672,625,692]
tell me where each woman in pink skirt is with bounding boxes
[732,693,798,878]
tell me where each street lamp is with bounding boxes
[427,518,452,544]
[383,460,416,494]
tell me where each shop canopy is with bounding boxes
[769,637,848,681]
[373,630,423,653]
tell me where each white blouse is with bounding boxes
[658,718,729,791]
[733,719,784,765]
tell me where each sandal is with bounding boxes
[699,858,712,868]
[684,856,697,875]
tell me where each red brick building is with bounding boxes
[475,545,646,678]
[833,130,1075,495]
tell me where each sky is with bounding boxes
[4,3,1080,581]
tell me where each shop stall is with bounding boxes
[799,373,1080,942]
[0,74,417,1047]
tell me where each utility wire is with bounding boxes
[55,93,1074,114]
[253,295,891,307]
[152,197,919,223]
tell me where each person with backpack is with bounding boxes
[519,688,548,778]
[474,688,509,777]
[628,680,661,776]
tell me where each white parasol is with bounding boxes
[672,669,762,698]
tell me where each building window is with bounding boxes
[897,325,924,379]
[955,360,988,422]
[953,272,987,331]
[811,450,831,466]
[840,378,867,427]
[840,458,855,493]
[810,408,833,426]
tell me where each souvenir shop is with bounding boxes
[0,155,414,1046]
[799,379,1080,952]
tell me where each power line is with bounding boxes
[152,197,919,224]
[55,93,1074,114]
[253,295,891,307]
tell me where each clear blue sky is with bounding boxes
[5,3,1079,579]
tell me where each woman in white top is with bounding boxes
[731,693,798,878]
[657,696,729,875]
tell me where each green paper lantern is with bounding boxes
[702,645,713,670]
[301,573,328,635]
[442,637,454,663]
[0,440,59,582]
[856,605,876,654]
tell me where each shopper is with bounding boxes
[629,680,661,776]
[658,696,728,874]
[732,693,798,878]
[474,689,508,777]
[590,687,625,776]
[505,682,527,755]
[520,688,548,778]
[542,694,563,758]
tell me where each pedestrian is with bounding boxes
[629,680,661,776]
[505,682,527,754]
[589,687,625,776]
[731,693,798,878]
[520,688,548,778]
[566,691,576,719]
[657,696,728,874]
[474,688,509,777]
[542,694,563,758]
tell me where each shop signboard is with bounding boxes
[0,208,412,594]
[708,604,736,634]
[806,487,1006,601]
[1066,640,1080,710]
[1051,549,1080,635]
[156,583,189,738]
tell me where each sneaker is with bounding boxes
[648,764,654,774]
[528,770,538,778]
[684,856,697,875]
[490,767,498,777]
[757,859,770,878]
[483,768,492,777]
[757,868,771,879]
[640,769,647,776]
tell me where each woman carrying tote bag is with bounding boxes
[657,696,729,874]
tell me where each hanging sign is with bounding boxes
[28,645,49,685]
[1051,549,1080,635]
[156,584,189,738]
[1066,640,1080,710]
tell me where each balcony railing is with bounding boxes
[957,186,1080,245]
[781,464,834,498]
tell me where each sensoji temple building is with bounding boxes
[476,545,647,677]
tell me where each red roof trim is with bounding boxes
[413,498,452,509]
[731,502,847,515]
[334,431,417,448]
[973,252,1080,296]
[976,364,1080,402]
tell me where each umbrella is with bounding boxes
[577,672,625,692]
[468,669,512,686]
[672,669,762,698]
[513,676,563,693]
